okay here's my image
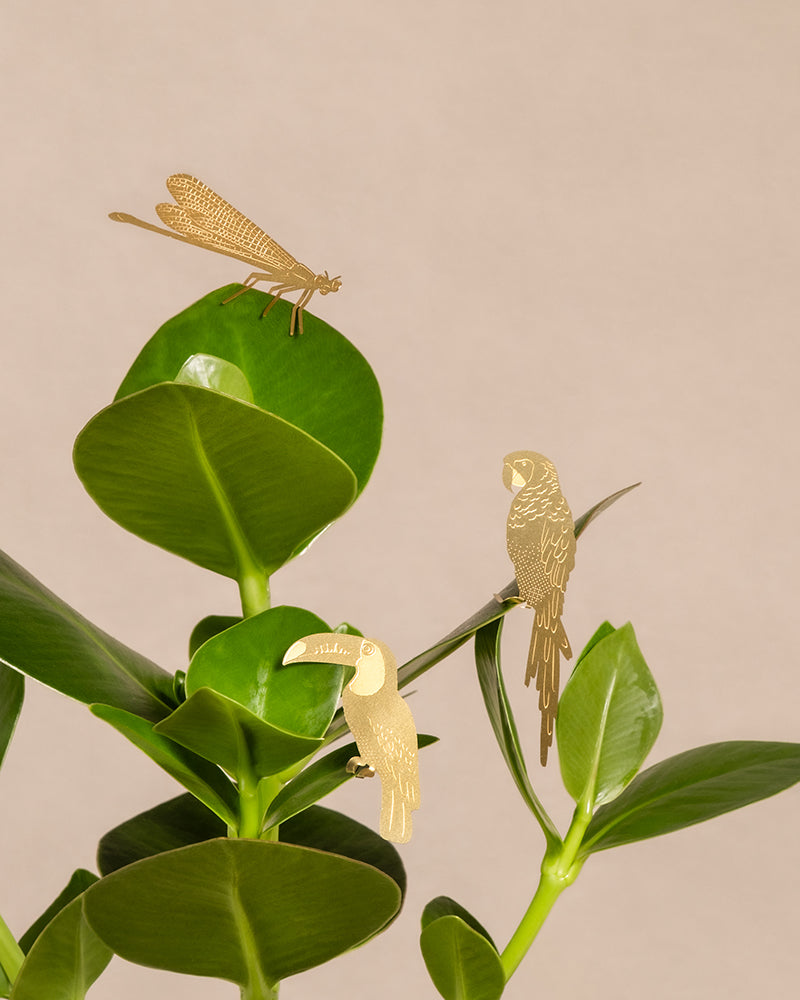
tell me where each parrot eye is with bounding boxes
[361,640,376,656]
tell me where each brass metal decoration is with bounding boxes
[503,451,576,766]
[283,633,420,843]
[109,174,341,336]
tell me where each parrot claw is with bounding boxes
[346,756,376,779]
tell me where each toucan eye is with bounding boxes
[361,640,376,656]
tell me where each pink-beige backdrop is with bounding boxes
[1,2,798,998]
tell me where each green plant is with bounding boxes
[0,286,797,999]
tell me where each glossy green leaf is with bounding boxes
[74,382,357,579]
[558,623,662,809]
[581,741,800,855]
[474,618,558,842]
[392,484,641,701]
[98,794,226,875]
[0,665,23,770]
[83,838,401,989]
[154,687,322,780]
[186,606,343,739]
[0,548,173,721]
[280,806,406,906]
[174,353,254,402]
[189,615,241,658]
[115,285,383,493]
[11,896,111,1000]
[90,703,238,826]
[0,965,8,996]
[97,793,405,911]
[264,734,438,829]
[19,871,98,954]
[421,897,497,946]
[420,897,505,1000]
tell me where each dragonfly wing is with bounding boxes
[162,174,306,275]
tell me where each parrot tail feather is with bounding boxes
[526,615,571,765]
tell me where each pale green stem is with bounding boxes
[240,981,279,1000]
[237,766,263,840]
[500,802,592,980]
[239,570,270,619]
[0,911,24,984]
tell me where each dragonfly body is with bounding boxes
[110,174,341,335]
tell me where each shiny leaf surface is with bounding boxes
[84,838,400,988]
[115,285,382,493]
[581,741,800,854]
[0,549,173,721]
[74,383,357,579]
[186,606,343,739]
[558,623,662,808]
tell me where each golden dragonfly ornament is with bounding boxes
[110,174,341,336]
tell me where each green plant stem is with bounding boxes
[0,911,24,984]
[500,803,591,981]
[240,981,279,1000]
[237,767,263,839]
[239,570,270,618]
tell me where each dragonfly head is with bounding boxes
[317,271,342,294]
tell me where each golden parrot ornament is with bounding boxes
[283,633,420,843]
[503,451,576,766]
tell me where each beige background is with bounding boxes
[1,2,798,997]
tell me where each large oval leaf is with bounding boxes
[115,285,382,493]
[557,623,662,809]
[74,383,357,579]
[97,794,405,913]
[186,606,343,738]
[420,897,505,1000]
[581,741,800,855]
[0,548,173,721]
[83,838,401,989]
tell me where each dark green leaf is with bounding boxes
[90,703,238,826]
[572,482,640,538]
[421,897,497,948]
[98,794,226,875]
[115,285,383,494]
[581,741,800,855]
[186,606,342,739]
[474,619,559,843]
[0,665,23,770]
[153,688,323,780]
[174,353,254,402]
[420,897,505,1000]
[74,383,357,579]
[558,623,662,809]
[0,549,173,721]
[19,871,98,954]
[84,838,401,988]
[11,896,111,1000]
[264,735,438,829]
[189,615,241,658]
[281,805,406,905]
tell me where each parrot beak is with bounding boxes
[282,632,363,667]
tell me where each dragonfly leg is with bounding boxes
[290,288,316,336]
[221,272,270,305]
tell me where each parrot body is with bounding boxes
[503,451,576,765]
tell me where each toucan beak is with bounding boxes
[282,632,362,667]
